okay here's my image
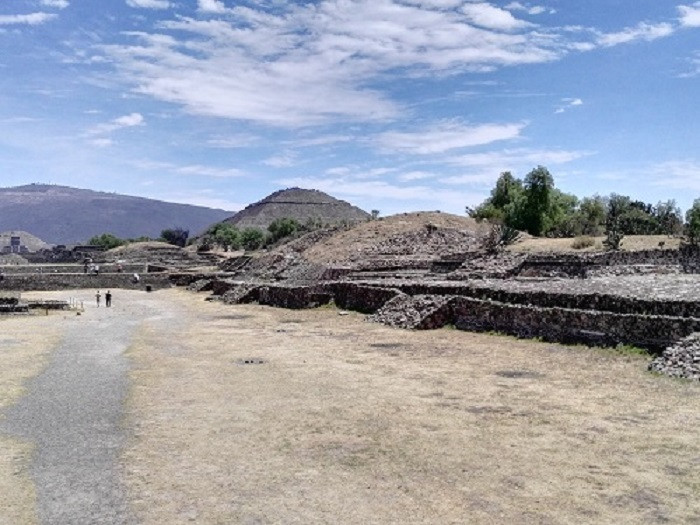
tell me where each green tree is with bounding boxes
[604,195,626,250]
[685,199,700,245]
[469,171,524,226]
[204,223,241,251]
[87,233,126,250]
[267,218,301,243]
[577,195,607,236]
[241,228,265,250]
[654,200,683,236]
[160,227,189,247]
[522,166,554,236]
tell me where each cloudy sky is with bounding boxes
[1,1,699,214]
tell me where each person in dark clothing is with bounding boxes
[105,290,112,307]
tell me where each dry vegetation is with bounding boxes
[122,290,699,524]
[303,212,489,264]
[0,311,61,525]
[1,290,698,523]
[510,234,682,253]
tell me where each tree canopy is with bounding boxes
[469,167,686,239]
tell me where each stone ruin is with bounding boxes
[175,228,700,381]
[2,216,699,381]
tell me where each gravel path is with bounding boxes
[0,290,174,525]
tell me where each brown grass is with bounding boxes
[510,234,681,253]
[122,290,700,524]
[303,212,488,264]
[0,309,62,525]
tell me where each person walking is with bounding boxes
[105,290,112,308]
[95,290,101,308]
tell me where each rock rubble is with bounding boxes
[368,294,452,329]
[648,333,700,381]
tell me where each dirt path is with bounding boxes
[0,290,181,525]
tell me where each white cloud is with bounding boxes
[0,12,57,25]
[134,159,245,178]
[206,134,260,148]
[126,0,171,9]
[679,2,700,27]
[461,2,533,31]
[446,148,590,172]
[596,22,674,47]
[650,160,700,191]
[679,51,700,78]
[41,0,70,9]
[263,151,298,168]
[88,112,144,135]
[377,121,525,154]
[505,2,554,15]
[101,2,565,127]
[91,138,114,148]
[197,0,230,13]
[555,97,583,114]
[397,171,436,182]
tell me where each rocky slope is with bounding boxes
[225,187,369,230]
[0,184,233,244]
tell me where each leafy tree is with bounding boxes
[469,171,524,226]
[267,218,301,243]
[654,200,683,236]
[545,190,579,237]
[203,223,241,251]
[241,228,265,250]
[604,195,626,250]
[522,166,555,236]
[87,233,126,250]
[161,227,189,247]
[577,195,607,236]
[685,199,700,245]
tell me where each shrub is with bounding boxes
[482,223,522,253]
[571,235,595,250]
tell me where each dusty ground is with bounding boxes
[1,289,699,524]
[510,234,682,253]
[0,313,61,525]
[125,290,700,524]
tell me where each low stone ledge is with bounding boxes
[256,284,333,310]
[328,282,404,314]
[0,273,172,291]
[451,297,700,352]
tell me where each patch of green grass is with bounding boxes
[611,343,650,357]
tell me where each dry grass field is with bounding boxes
[1,289,699,524]
[510,234,682,253]
[0,315,60,525]
[124,290,700,524]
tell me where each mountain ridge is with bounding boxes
[0,184,234,244]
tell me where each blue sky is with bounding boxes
[1,1,699,215]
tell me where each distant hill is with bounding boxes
[0,184,234,244]
[226,188,370,230]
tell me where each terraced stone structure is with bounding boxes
[224,187,370,230]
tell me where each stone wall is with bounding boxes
[0,263,145,274]
[328,282,403,313]
[0,273,172,291]
[386,282,700,318]
[513,246,700,278]
[450,297,700,351]
[188,280,700,351]
[256,284,333,309]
